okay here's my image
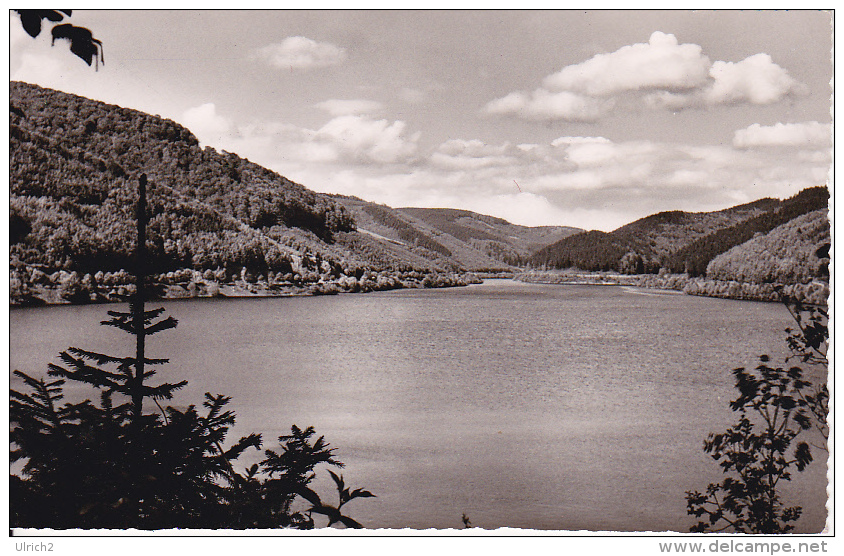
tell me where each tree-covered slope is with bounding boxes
[10,81,352,269]
[9,82,480,303]
[662,186,829,275]
[706,209,830,285]
[528,189,826,275]
[399,207,581,267]
[331,196,581,271]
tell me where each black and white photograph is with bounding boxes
[8,7,832,541]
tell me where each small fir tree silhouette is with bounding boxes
[11,174,372,529]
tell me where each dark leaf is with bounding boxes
[51,23,104,68]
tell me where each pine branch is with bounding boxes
[145,316,178,336]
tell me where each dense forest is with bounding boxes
[10,82,350,273]
[519,204,830,305]
[529,187,828,278]
[661,187,830,276]
[331,196,581,272]
[706,209,830,285]
[361,204,454,258]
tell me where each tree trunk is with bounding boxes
[132,173,148,417]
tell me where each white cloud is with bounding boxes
[563,142,622,166]
[399,87,427,104]
[315,115,420,164]
[436,139,511,158]
[733,121,832,148]
[543,32,711,96]
[550,136,611,147]
[666,169,711,186]
[178,108,420,167]
[485,31,805,122]
[10,14,103,102]
[468,192,589,228]
[253,36,346,70]
[705,54,807,105]
[429,153,520,171]
[484,89,612,122]
[316,99,384,116]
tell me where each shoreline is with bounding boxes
[9,269,484,308]
[10,268,829,308]
[514,270,829,306]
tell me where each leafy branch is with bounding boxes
[14,10,104,69]
[686,295,828,533]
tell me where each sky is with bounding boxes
[8,9,834,231]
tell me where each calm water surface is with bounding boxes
[9,280,828,531]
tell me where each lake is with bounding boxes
[9,279,829,531]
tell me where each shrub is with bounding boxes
[686,297,827,533]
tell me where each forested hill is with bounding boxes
[529,187,828,275]
[661,187,829,275]
[10,81,353,269]
[8,82,488,303]
[706,209,830,285]
[399,207,581,266]
[330,196,581,270]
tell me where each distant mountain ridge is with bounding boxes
[399,207,581,266]
[331,196,582,271]
[530,187,828,275]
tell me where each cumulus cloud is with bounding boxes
[253,36,346,70]
[733,121,832,148]
[543,31,711,96]
[317,133,825,229]
[436,139,511,157]
[315,115,420,164]
[179,105,420,169]
[429,140,520,170]
[316,99,384,116]
[467,192,590,228]
[705,54,807,105]
[484,89,613,122]
[485,31,806,122]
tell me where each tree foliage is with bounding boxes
[685,296,828,533]
[10,81,355,278]
[10,82,487,303]
[398,206,581,268]
[665,187,829,277]
[11,372,373,529]
[529,199,778,272]
[363,204,453,257]
[14,10,104,69]
[706,211,830,285]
